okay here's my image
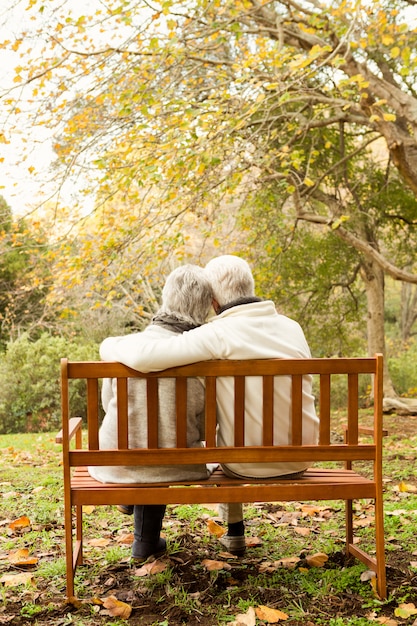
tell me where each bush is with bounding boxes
[388,339,417,397]
[0,333,99,433]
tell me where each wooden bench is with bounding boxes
[57,355,387,599]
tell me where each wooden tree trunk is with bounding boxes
[360,258,397,398]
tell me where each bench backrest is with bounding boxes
[61,355,383,470]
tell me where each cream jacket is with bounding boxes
[100,301,319,478]
[89,324,209,484]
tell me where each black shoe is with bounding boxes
[132,504,167,561]
[132,537,167,562]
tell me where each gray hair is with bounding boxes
[160,264,213,326]
[204,255,255,306]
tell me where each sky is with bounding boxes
[0,0,103,215]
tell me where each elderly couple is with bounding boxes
[89,255,319,561]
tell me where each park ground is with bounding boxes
[0,411,416,626]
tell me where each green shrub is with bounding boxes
[388,339,417,397]
[0,333,98,433]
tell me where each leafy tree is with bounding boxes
[0,195,52,348]
[2,0,417,398]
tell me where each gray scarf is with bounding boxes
[151,312,199,334]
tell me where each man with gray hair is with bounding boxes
[100,255,319,555]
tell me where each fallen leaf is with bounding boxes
[395,481,417,493]
[134,560,167,576]
[394,603,417,619]
[259,561,278,573]
[2,491,19,499]
[305,553,328,567]
[8,516,31,531]
[219,551,239,559]
[206,519,226,537]
[256,605,289,622]
[88,538,111,547]
[101,595,132,619]
[301,504,326,516]
[0,572,34,587]
[293,527,311,536]
[367,613,398,625]
[116,532,134,544]
[246,536,263,547]
[83,505,95,514]
[201,559,232,572]
[229,606,256,626]
[275,556,301,569]
[360,570,376,582]
[353,516,374,528]
[8,548,38,566]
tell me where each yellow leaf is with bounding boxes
[256,605,288,622]
[8,548,38,566]
[303,177,315,187]
[301,504,322,515]
[206,519,226,537]
[83,505,95,514]
[381,35,394,46]
[390,46,400,59]
[394,603,417,619]
[306,552,328,567]
[397,481,417,493]
[383,113,396,122]
[101,595,132,619]
[8,516,31,531]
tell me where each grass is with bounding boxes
[0,413,417,625]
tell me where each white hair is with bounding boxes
[160,264,213,326]
[204,255,255,307]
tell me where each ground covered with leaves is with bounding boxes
[0,412,417,626]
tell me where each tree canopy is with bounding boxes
[2,0,417,394]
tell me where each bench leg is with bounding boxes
[374,493,387,599]
[64,503,75,598]
[345,498,353,552]
[76,505,83,565]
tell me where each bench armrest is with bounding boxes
[56,417,83,444]
[342,425,389,438]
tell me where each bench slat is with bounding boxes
[87,379,99,450]
[69,444,377,466]
[146,378,159,447]
[319,374,331,445]
[116,378,129,449]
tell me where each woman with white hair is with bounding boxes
[89,264,213,561]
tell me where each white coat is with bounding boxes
[100,300,319,478]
